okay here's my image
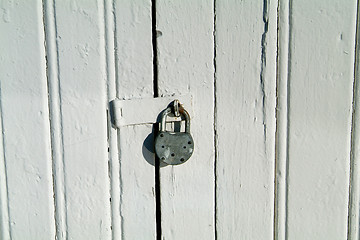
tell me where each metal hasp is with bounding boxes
[154,100,194,165]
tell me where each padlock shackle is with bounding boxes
[160,107,171,132]
[179,107,191,133]
[160,106,191,133]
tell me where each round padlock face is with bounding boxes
[155,131,194,165]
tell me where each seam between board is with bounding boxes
[41,1,57,239]
[273,0,291,239]
[0,81,11,240]
[102,0,122,238]
[97,0,116,238]
[347,0,360,239]
[152,0,159,99]
[213,0,218,239]
[42,0,68,239]
[151,1,162,239]
[111,0,126,239]
[285,0,292,239]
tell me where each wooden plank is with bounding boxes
[53,0,111,238]
[286,1,357,239]
[113,0,156,238]
[0,1,55,239]
[348,2,360,239]
[156,1,216,239]
[215,0,277,239]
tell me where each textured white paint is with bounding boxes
[0,1,55,239]
[52,0,112,238]
[285,1,357,239]
[156,0,215,239]
[1,1,360,239]
[215,0,277,239]
[114,0,156,238]
[112,94,192,127]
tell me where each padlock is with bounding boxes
[155,105,194,165]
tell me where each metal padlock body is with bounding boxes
[155,107,194,165]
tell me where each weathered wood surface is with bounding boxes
[284,0,357,239]
[215,0,278,239]
[0,1,55,239]
[0,0,359,239]
[50,0,112,238]
[114,0,156,239]
[156,0,215,239]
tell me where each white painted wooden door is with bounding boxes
[0,0,359,240]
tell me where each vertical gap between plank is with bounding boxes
[213,0,218,239]
[273,0,291,239]
[42,0,68,239]
[152,0,162,239]
[41,1,57,238]
[347,0,360,239]
[152,0,159,99]
[285,1,293,239]
[0,80,11,240]
[284,6,291,240]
